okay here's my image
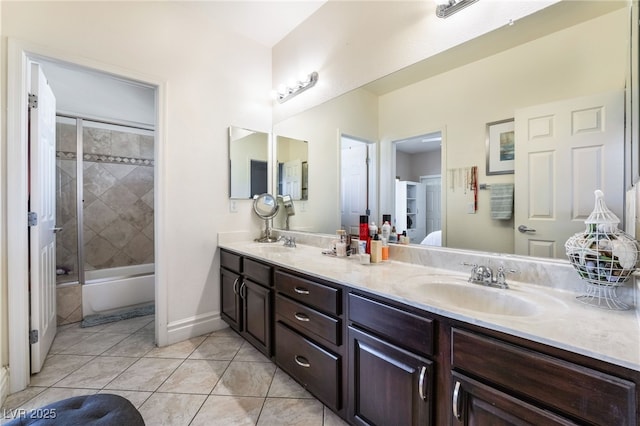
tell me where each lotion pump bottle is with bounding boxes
[370,233,382,263]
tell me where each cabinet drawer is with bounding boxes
[452,328,636,426]
[275,322,341,411]
[348,293,434,357]
[276,295,341,346]
[220,250,242,272]
[244,258,272,286]
[275,271,340,315]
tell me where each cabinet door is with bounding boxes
[242,278,272,356]
[348,326,432,426]
[220,268,242,331]
[451,372,577,426]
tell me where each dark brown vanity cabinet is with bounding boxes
[274,270,345,414]
[220,249,273,356]
[450,328,638,426]
[348,293,435,426]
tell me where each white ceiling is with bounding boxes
[177,0,328,47]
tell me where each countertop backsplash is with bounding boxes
[218,229,637,310]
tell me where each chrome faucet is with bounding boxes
[463,263,515,289]
[282,236,297,248]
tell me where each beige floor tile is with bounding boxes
[102,332,156,357]
[58,332,130,355]
[145,336,206,359]
[49,330,96,354]
[212,361,276,397]
[16,388,98,413]
[138,392,206,426]
[267,368,313,398]
[234,341,270,362]
[209,327,240,338]
[105,357,183,392]
[55,356,137,389]
[29,355,95,387]
[1,387,47,411]
[97,389,152,408]
[97,315,154,334]
[190,395,264,426]
[324,406,350,426]
[158,359,229,394]
[189,336,244,360]
[257,398,324,426]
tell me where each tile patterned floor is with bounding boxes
[1,315,348,426]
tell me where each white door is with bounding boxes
[341,142,368,234]
[514,90,624,258]
[29,62,57,373]
[282,159,302,200]
[422,176,442,236]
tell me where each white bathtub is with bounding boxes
[82,263,155,317]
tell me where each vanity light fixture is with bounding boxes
[275,71,319,104]
[435,0,479,18]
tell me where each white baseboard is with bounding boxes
[165,311,227,346]
[1,367,9,407]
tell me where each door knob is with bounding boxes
[52,227,63,233]
[517,225,536,234]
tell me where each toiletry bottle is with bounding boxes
[381,235,389,261]
[381,220,391,242]
[370,233,382,263]
[368,221,377,254]
[336,230,347,257]
[359,215,369,253]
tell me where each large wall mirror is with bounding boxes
[272,1,635,259]
[229,126,269,199]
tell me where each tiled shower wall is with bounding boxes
[56,121,154,324]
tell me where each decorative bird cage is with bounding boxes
[565,190,639,310]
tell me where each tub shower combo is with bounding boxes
[55,116,155,325]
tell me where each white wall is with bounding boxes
[0,0,272,377]
[0,0,7,407]
[272,0,562,123]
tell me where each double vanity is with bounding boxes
[218,232,640,425]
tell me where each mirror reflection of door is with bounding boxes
[250,159,268,197]
[341,135,377,235]
[394,131,442,245]
[276,136,308,200]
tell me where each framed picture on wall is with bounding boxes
[486,118,515,175]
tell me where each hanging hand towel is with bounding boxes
[490,183,514,220]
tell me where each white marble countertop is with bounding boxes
[218,238,640,372]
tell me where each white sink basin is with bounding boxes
[422,281,540,317]
[247,243,295,255]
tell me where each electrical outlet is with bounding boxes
[230,200,238,213]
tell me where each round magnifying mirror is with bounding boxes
[253,193,280,242]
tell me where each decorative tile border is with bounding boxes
[57,151,154,167]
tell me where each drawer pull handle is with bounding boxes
[294,313,310,322]
[419,366,428,401]
[294,287,310,295]
[294,355,310,368]
[452,380,462,421]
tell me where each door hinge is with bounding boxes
[29,330,38,344]
[28,211,38,227]
[28,93,38,109]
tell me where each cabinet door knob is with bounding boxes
[452,380,462,421]
[294,355,310,368]
[294,313,310,322]
[294,287,310,295]
[419,366,428,401]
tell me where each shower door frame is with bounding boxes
[56,114,156,287]
[6,38,168,393]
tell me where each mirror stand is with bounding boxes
[253,193,280,243]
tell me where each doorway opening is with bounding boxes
[340,135,377,235]
[393,131,442,245]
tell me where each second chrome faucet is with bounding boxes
[463,262,516,289]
